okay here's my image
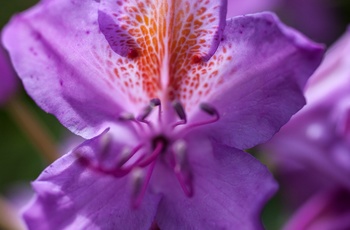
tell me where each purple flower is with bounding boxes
[0,44,17,105]
[262,27,350,229]
[2,0,323,229]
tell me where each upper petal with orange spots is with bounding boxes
[98,0,227,105]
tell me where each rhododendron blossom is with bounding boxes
[2,0,323,229]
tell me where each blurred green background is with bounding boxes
[1,0,350,229]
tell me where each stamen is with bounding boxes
[137,105,153,121]
[118,112,144,132]
[150,98,161,107]
[150,98,162,123]
[137,105,154,130]
[131,167,144,205]
[200,103,219,117]
[76,143,145,178]
[172,101,187,128]
[173,140,187,167]
[131,160,156,208]
[118,112,135,121]
[99,133,112,156]
[172,140,194,197]
[174,167,194,197]
[186,103,220,130]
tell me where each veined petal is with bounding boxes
[99,0,227,98]
[23,133,161,230]
[186,12,324,149]
[153,138,277,229]
[2,0,149,138]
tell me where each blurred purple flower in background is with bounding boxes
[227,0,278,18]
[0,44,17,105]
[2,0,323,229]
[227,0,342,44]
[277,0,342,44]
[263,27,350,230]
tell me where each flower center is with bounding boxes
[77,98,219,208]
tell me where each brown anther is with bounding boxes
[173,101,187,122]
[173,140,187,168]
[150,98,161,107]
[200,103,218,116]
[137,105,153,121]
[118,112,135,121]
[131,168,144,198]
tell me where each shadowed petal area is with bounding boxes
[187,13,324,149]
[23,133,161,230]
[0,45,17,104]
[153,138,277,229]
[284,188,350,230]
[2,0,147,138]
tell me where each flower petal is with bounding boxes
[153,137,277,229]
[99,0,227,98]
[186,12,324,149]
[2,0,149,138]
[23,133,161,230]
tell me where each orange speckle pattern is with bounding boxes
[173,42,235,111]
[99,0,225,109]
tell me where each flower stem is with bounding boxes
[5,96,60,164]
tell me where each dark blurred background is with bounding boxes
[1,0,350,229]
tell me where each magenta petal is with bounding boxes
[193,12,324,149]
[23,134,161,230]
[1,0,139,138]
[154,138,277,229]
